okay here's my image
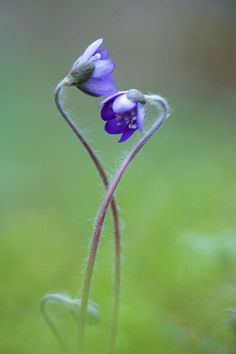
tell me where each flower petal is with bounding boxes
[79,38,103,64]
[95,48,109,59]
[112,94,136,114]
[92,60,115,79]
[118,128,136,143]
[101,102,116,120]
[105,118,128,134]
[79,75,118,97]
[99,91,126,107]
[137,103,146,131]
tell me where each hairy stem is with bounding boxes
[79,95,170,353]
[55,81,121,354]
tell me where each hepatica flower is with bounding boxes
[100,89,147,142]
[66,38,117,97]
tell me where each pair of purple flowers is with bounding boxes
[65,38,147,143]
[51,37,169,354]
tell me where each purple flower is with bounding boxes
[100,90,147,143]
[68,38,118,97]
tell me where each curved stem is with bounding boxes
[54,81,121,353]
[79,95,170,353]
[40,295,68,354]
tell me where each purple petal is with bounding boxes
[95,48,109,59]
[118,128,136,143]
[112,94,136,114]
[79,75,118,97]
[137,103,146,131]
[99,91,126,107]
[105,118,128,134]
[101,103,116,121]
[79,38,103,64]
[92,59,115,79]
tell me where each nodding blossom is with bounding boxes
[66,38,118,97]
[100,89,147,142]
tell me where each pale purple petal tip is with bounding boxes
[79,38,103,64]
[92,60,115,79]
[99,91,126,107]
[112,94,136,114]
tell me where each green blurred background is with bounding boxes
[1,0,236,353]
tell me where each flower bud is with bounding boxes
[41,293,100,326]
[69,299,100,325]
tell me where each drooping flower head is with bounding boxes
[65,38,118,97]
[100,89,147,142]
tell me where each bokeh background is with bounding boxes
[1,0,236,353]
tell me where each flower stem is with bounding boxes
[79,95,170,353]
[55,81,121,354]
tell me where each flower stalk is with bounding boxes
[54,81,121,354]
[78,94,170,353]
